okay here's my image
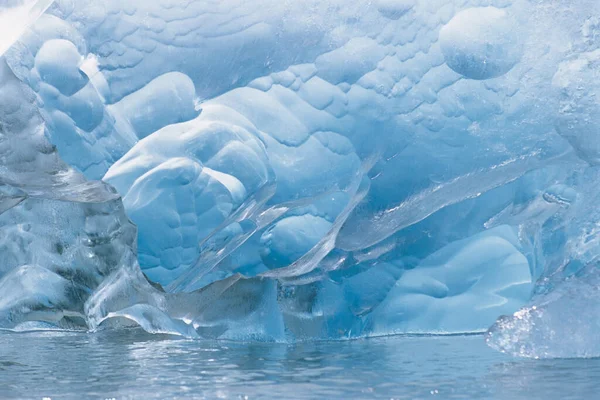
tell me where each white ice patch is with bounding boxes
[0,0,54,57]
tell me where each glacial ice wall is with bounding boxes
[0,3,138,331]
[2,0,600,352]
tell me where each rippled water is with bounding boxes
[0,331,598,399]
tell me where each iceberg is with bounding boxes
[0,0,599,351]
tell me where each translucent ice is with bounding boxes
[1,0,600,347]
[0,53,138,332]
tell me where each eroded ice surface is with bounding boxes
[1,0,600,353]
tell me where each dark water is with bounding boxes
[0,330,598,399]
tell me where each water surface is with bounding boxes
[0,331,597,399]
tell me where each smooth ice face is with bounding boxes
[1,0,600,347]
[368,226,533,335]
[439,7,523,80]
[0,0,54,57]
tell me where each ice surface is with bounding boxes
[487,167,600,358]
[439,7,523,80]
[0,0,54,57]
[0,53,138,331]
[1,0,600,348]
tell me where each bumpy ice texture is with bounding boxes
[0,0,599,350]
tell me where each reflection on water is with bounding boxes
[0,330,598,399]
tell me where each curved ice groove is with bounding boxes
[336,149,576,252]
[167,159,372,293]
[167,183,278,293]
[262,164,372,280]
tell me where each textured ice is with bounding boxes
[1,0,600,350]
